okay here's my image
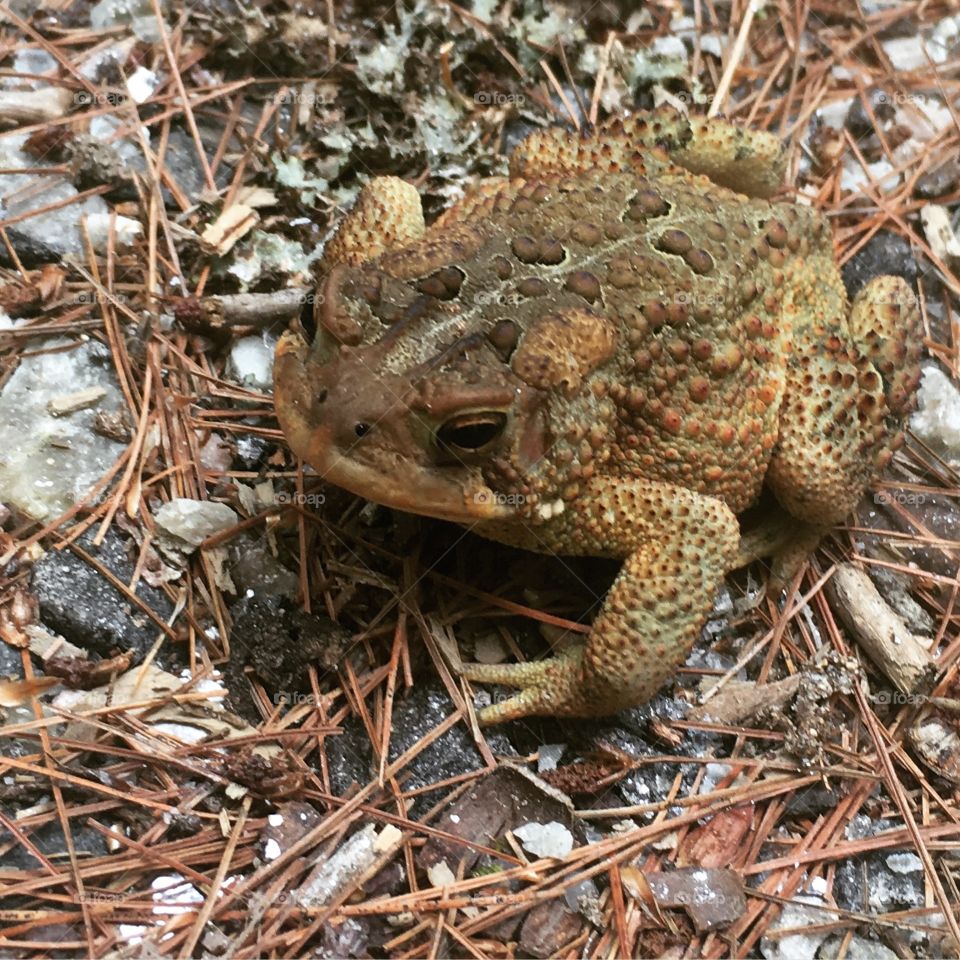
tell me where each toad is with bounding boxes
[274,108,921,723]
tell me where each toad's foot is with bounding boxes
[736,511,827,596]
[461,647,588,724]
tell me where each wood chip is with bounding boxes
[46,386,108,417]
[690,675,802,725]
[200,203,259,255]
[920,204,960,263]
[0,87,74,125]
[827,563,937,695]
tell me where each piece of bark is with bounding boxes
[689,675,802,725]
[827,563,936,695]
[909,715,960,784]
[519,900,583,959]
[0,88,74,125]
[677,805,754,869]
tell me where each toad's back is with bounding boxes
[320,168,829,514]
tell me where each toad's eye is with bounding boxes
[436,412,507,454]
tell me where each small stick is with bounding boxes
[175,287,310,330]
[827,563,937,695]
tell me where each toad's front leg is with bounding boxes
[462,479,740,724]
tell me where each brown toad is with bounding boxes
[274,109,921,724]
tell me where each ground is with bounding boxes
[1,1,960,957]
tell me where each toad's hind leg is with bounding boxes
[762,257,921,578]
[736,509,828,595]
[462,480,739,724]
[847,275,923,464]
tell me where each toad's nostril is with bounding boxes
[316,388,328,403]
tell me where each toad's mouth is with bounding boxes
[273,331,515,523]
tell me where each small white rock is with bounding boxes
[228,334,277,391]
[513,821,574,859]
[537,744,565,773]
[427,861,456,887]
[263,838,282,861]
[911,367,960,457]
[154,498,238,548]
[84,211,143,251]
[841,159,899,195]
[126,66,160,104]
[886,851,923,874]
